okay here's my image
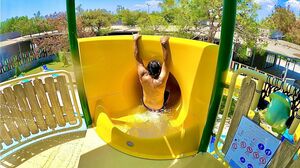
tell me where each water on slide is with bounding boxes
[113,105,181,138]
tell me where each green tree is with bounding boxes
[0,16,37,35]
[116,7,147,26]
[285,20,300,45]
[158,0,265,61]
[81,9,114,35]
[159,0,196,38]
[262,7,296,34]
[159,0,261,45]
[0,17,18,34]
[33,11,52,33]
[0,12,54,35]
[235,0,262,50]
[159,0,178,23]
[33,12,69,56]
[159,0,223,40]
[77,15,96,37]
[138,13,168,34]
[33,11,42,18]
[189,0,222,42]
[262,7,299,44]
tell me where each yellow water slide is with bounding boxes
[78,35,219,159]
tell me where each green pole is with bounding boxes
[66,0,92,126]
[198,0,237,152]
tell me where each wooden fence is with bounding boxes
[0,70,82,156]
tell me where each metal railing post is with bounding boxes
[198,0,237,152]
[66,0,92,126]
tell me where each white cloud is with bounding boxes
[285,0,300,12]
[134,0,162,9]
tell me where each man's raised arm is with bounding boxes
[158,36,170,82]
[134,34,143,65]
[133,34,147,76]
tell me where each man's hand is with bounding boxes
[160,36,170,47]
[133,33,142,41]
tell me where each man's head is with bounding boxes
[147,60,161,79]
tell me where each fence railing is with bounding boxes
[214,68,299,167]
[0,49,54,74]
[0,70,82,158]
[0,54,57,82]
[230,61,281,80]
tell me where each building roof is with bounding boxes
[0,32,21,42]
[0,31,61,48]
[266,40,300,61]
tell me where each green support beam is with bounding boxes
[66,0,92,126]
[198,0,237,152]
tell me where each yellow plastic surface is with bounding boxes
[225,71,245,89]
[78,35,218,159]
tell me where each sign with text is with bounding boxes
[225,116,281,168]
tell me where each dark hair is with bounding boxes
[147,60,161,79]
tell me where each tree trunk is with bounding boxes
[207,16,216,43]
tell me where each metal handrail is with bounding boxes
[66,0,92,126]
[230,61,281,81]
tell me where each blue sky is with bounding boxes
[255,0,300,20]
[0,0,162,21]
[0,0,299,22]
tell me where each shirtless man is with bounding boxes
[133,34,170,111]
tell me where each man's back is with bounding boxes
[139,73,167,110]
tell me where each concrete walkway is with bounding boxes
[0,128,224,168]
[1,131,86,168]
